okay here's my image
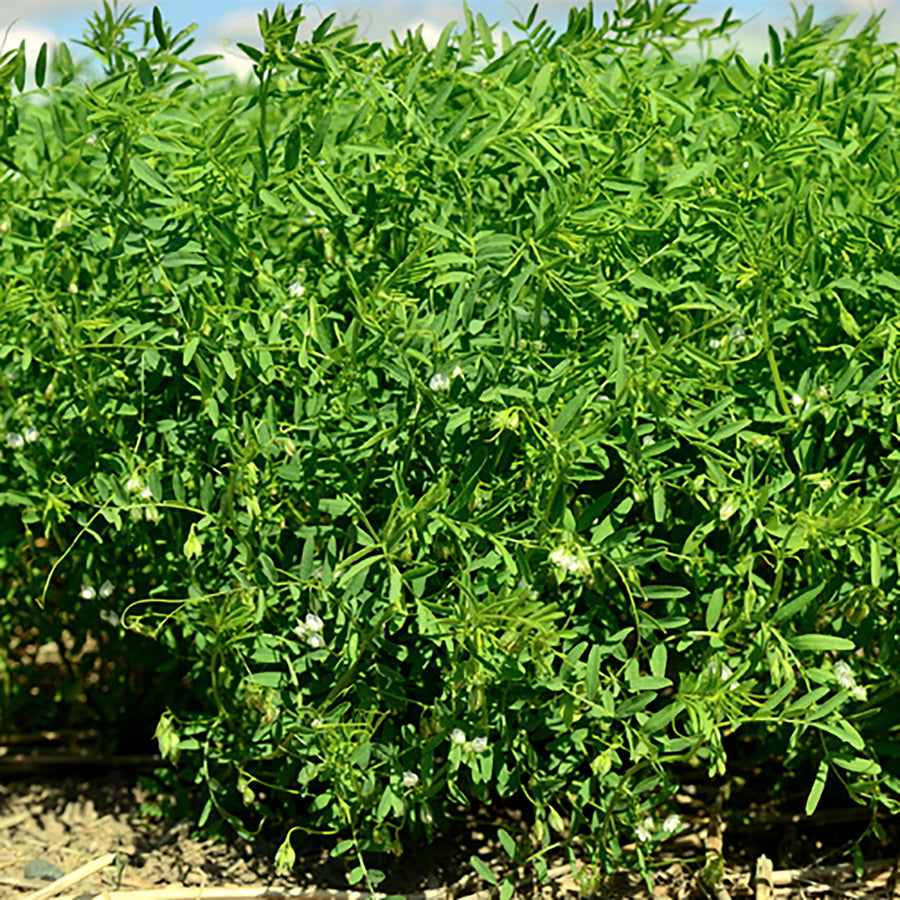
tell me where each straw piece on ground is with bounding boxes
[22,852,116,900]
[755,855,774,900]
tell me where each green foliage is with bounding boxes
[3,0,900,881]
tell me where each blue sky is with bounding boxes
[2,0,895,79]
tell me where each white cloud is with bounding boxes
[202,1,459,77]
[1,20,59,59]
[0,20,60,90]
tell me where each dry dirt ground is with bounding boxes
[0,750,898,900]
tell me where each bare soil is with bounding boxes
[0,749,897,900]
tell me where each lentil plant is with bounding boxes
[2,0,900,887]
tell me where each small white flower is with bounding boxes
[99,579,114,599]
[420,806,434,824]
[471,736,488,754]
[306,632,325,649]
[708,338,721,349]
[635,817,654,842]
[79,584,96,600]
[23,426,39,443]
[790,392,803,407]
[125,475,142,494]
[288,280,305,298]
[662,814,681,834]
[719,499,738,521]
[429,372,451,392]
[834,661,856,691]
[742,160,749,169]
[6,432,24,450]
[144,506,160,523]
[641,435,655,448]
[549,547,578,572]
[851,684,868,702]
[402,770,419,788]
[729,325,746,344]
[450,727,467,745]
[451,365,464,379]
[305,613,324,633]
[87,132,98,145]
[99,608,120,626]
[816,385,829,399]
[139,485,153,501]
[708,660,736,686]
[630,327,640,340]
[549,547,590,577]
[311,718,323,727]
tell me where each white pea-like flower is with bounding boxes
[79,584,96,600]
[816,385,829,399]
[662,814,681,834]
[635,817,654,842]
[429,372,451,392]
[708,338,721,349]
[834,661,856,691]
[833,661,867,700]
[6,432,24,450]
[288,280,305,298]
[139,485,154,501]
[729,325,746,344]
[450,727,467,745]
[451,365,464,379]
[549,547,578,572]
[708,660,737,689]
[99,608,121,626]
[790,392,803,408]
[471,736,488,754]
[549,547,590,578]
[402,771,419,788]
[23,426,39,443]
[294,613,326,648]
[719,499,738,521]
[144,506,160,523]
[99,579,114,599]
[125,475,142,494]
